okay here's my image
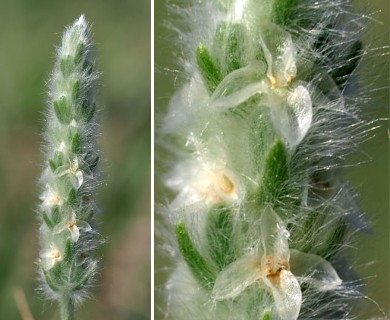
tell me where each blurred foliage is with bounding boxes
[154,0,389,319]
[0,0,150,319]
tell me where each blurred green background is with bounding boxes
[154,0,389,319]
[0,0,150,319]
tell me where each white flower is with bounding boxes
[212,207,342,320]
[40,187,63,209]
[210,22,312,146]
[53,211,92,242]
[40,245,62,270]
[166,160,239,207]
[56,157,84,189]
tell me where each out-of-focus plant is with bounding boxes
[157,0,387,319]
[38,15,100,320]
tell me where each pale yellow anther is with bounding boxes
[287,75,294,85]
[217,173,235,195]
[269,76,277,88]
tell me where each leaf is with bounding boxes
[256,139,289,205]
[71,80,80,103]
[42,211,54,230]
[207,205,235,270]
[74,42,85,65]
[64,238,73,263]
[331,40,363,88]
[60,55,74,76]
[71,132,81,153]
[176,221,215,289]
[272,0,297,26]
[40,263,60,292]
[196,43,222,93]
[67,188,77,207]
[53,96,72,124]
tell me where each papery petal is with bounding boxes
[263,270,302,320]
[70,225,80,242]
[41,256,56,270]
[212,255,263,300]
[269,85,312,146]
[290,249,342,291]
[53,222,67,235]
[75,170,83,188]
[260,207,290,260]
[78,220,92,232]
[259,23,297,86]
[210,63,268,109]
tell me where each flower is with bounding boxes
[56,157,84,189]
[165,160,239,208]
[40,187,63,209]
[210,22,312,146]
[212,207,342,320]
[53,211,92,242]
[40,245,62,270]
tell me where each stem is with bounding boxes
[59,295,74,320]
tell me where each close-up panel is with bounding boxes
[0,1,150,319]
[154,0,389,319]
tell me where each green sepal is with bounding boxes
[48,151,65,172]
[83,102,96,123]
[176,221,215,289]
[73,261,97,291]
[54,96,72,124]
[40,263,60,292]
[225,23,245,73]
[256,139,289,206]
[213,22,246,75]
[51,205,61,225]
[196,43,222,93]
[67,188,77,206]
[206,205,235,271]
[42,211,54,230]
[89,155,99,171]
[74,42,85,65]
[51,261,63,284]
[319,219,347,258]
[64,238,73,263]
[71,132,81,153]
[331,40,363,88]
[262,310,272,320]
[71,80,81,103]
[60,55,74,77]
[272,0,297,26]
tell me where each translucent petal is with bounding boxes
[75,170,84,189]
[53,222,67,235]
[290,249,342,291]
[212,255,263,300]
[260,207,290,260]
[269,85,312,146]
[40,248,61,270]
[41,255,56,270]
[78,220,92,232]
[70,225,80,242]
[210,63,268,109]
[259,23,297,86]
[263,270,302,320]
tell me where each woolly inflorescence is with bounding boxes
[158,1,382,319]
[38,15,99,305]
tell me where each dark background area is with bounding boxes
[0,0,150,319]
